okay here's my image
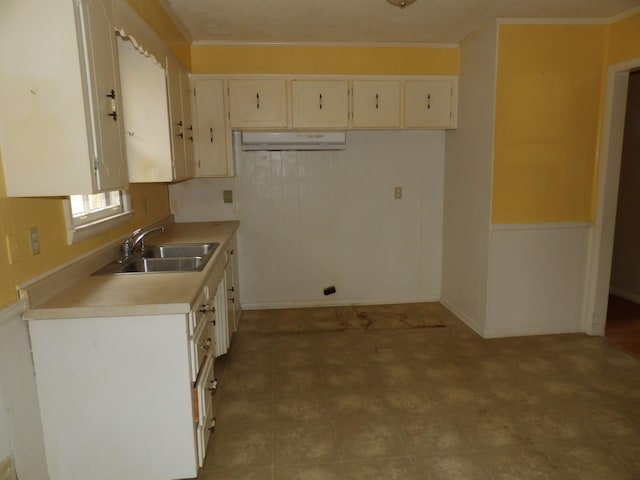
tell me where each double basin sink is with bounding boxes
[93,243,219,275]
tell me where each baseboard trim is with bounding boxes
[439,298,485,337]
[241,296,440,311]
[482,324,581,339]
[610,286,640,305]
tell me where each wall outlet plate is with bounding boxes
[30,226,40,255]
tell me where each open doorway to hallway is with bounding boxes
[605,70,640,356]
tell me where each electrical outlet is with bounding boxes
[223,190,233,204]
[394,186,403,199]
[0,456,16,480]
[30,226,40,255]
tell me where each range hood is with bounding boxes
[237,131,346,151]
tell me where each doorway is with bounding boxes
[605,70,640,356]
[584,58,640,338]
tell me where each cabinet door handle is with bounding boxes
[256,93,260,109]
[208,379,218,394]
[375,93,379,110]
[209,127,214,143]
[319,93,323,110]
[426,93,431,110]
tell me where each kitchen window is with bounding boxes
[65,190,133,244]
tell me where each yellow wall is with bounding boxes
[191,44,459,75]
[608,11,640,65]
[0,150,170,307]
[492,24,607,223]
[0,0,188,308]
[125,0,191,68]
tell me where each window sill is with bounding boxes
[66,210,134,245]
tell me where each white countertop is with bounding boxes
[23,221,239,320]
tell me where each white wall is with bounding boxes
[171,130,444,308]
[0,312,48,479]
[0,380,10,463]
[486,223,590,337]
[441,24,497,334]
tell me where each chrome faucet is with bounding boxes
[121,226,165,259]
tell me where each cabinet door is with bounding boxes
[79,0,129,191]
[193,79,233,177]
[291,80,349,128]
[404,79,454,128]
[117,37,173,182]
[228,79,288,128]
[352,80,401,128]
[181,68,196,179]
[213,277,229,357]
[167,56,194,181]
[0,0,128,196]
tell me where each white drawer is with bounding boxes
[190,317,213,382]
[195,356,216,467]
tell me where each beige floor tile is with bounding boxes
[220,369,273,396]
[556,443,640,480]
[326,388,390,418]
[334,416,407,461]
[273,421,340,465]
[413,453,493,480]
[396,412,471,455]
[198,466,273,480]
[273,370,326,398]
[273,463,345,480]
[481,448,574,480]
[215,391,273,425]
[273,393,331,423]
[197,302,640,480]
[203,421,273,470]
[342,457,421,480]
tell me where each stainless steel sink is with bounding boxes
[143,243,218,259]
[92,243,219,275]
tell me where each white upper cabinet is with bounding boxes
[117,37,173,183]
[0,0,128,196]
[228,79,288,128]
[167,56,195,181]
[352,80,401,128]
[404,78,457,129]
[291,80,349,128]
[193,79,234,177]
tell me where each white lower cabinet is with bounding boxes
[26,245,241,479]
[29,314,201,480]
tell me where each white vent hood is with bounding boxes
[238,131,346,151]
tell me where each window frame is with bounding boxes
[64,190,133,245]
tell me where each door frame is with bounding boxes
[583,57,640,335]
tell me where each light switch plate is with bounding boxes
[394,186,402,199]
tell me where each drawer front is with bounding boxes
[190,288,208,337]
[191,319,213,382]
[195,355,216,467]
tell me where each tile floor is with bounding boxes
[197,303,640,480]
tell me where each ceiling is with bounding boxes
[163,0,640,45]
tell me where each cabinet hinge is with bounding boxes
[93,156,99,173]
